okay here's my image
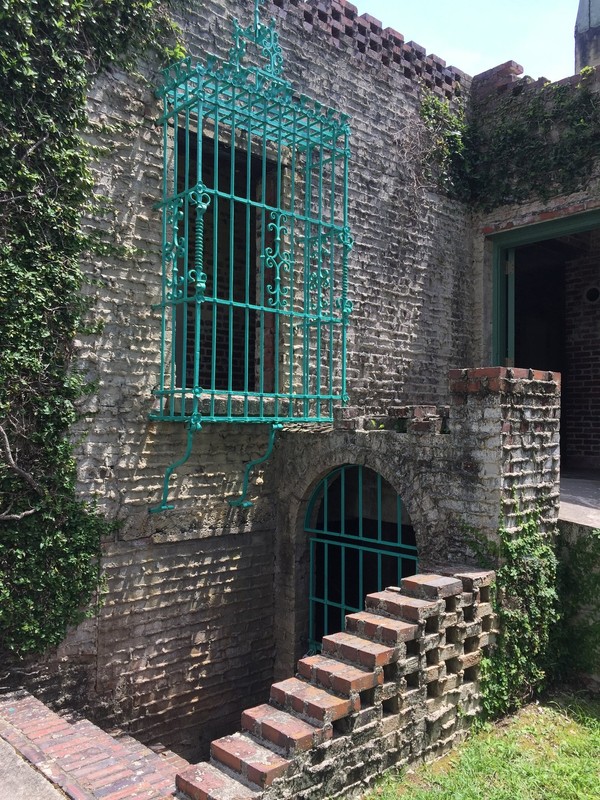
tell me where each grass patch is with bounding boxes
[364,694,600,800]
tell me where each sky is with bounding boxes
[354,0,578,82]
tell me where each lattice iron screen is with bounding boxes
[151,1,353,431]
[306,465,418,652]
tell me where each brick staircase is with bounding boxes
[0,691,189,799]
[0,570,494,800]
[176,570,496,800]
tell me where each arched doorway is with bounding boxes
[305,465,418,651]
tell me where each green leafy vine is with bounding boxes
[419,71,600,210]
[0,0,180,655]
[551,526,600,682]
[419,88,467,197]
[466,508,559,718]
[468,71,600,211]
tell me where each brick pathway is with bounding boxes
[0,691,188,800]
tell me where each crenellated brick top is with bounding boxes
[270,0,469,100]
[449,366,561,394]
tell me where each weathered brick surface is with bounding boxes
[7,0,569,764]
[0,691,186,799]
[167,570,496,800]
[240,705,330,754]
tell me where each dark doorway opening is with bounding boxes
[497,226,600,470]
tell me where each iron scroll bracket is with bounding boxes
[149,414,202,514]
[229,423,283,508]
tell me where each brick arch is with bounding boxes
[270,432,437,678]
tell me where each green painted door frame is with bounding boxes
[491,210,600,365]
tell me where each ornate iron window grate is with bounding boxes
[149,0,353,511]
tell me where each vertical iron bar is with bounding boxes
[316,124,324,415]
[287,106,298,417]
[228,83,236,418]
[259,94,268,419]
[169,108,179,419]
[210,80,220,418]
[328,142,337,419]
[340,464,345,536]
[193,98,204,393]
[159,96,168,418]
[244,126,252,418]
[273,97,285,418]
[302,136,312,419]
[377,472,382,541]
[340,126,351,406]
[324,541,329,641]
[181,87,190,415]
[358,465,363,538]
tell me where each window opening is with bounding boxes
[305,465,418,651]
[150,0,353,512]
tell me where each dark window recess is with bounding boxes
[175,130,276,392]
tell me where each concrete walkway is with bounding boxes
[559,471,600,528]
[0,735,66,800]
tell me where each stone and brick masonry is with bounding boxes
[0,570,495,800]
[0,0,572,771]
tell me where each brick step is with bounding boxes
[0,691,183,799]
[321,631,397,669]
[365,589,443,621]
[399,574,464,600]
[297,654,382,695]
[177,761,262,800]
[241,703,331,754]
[345,610,418,645]
[270,677,357,723]
[211,732,291,789]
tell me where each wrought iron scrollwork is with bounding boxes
[264,211,291,310]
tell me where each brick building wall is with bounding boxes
[3,0,572,765]
[564,230,600,469]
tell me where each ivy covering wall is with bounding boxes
[0,0,178,656]
[420,69,600,210]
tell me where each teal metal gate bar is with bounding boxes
[306,465,418,651]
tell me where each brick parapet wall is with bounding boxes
[268,0,469,101]
[449,367,561,531]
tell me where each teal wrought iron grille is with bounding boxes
[151,1,352,430]
[306,465,418,652]
[149,1,353,511]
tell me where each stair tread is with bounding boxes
[366,589,444,620]
[322,631,396,667]
[400,574,463,599]
[270,677,354,721]
[241,703,330,753]
[297,654,381,693]
[345,610,419,643]
[211,733,290,788]
[177,762,262,800]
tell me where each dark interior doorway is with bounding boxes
[503,228,600,470]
